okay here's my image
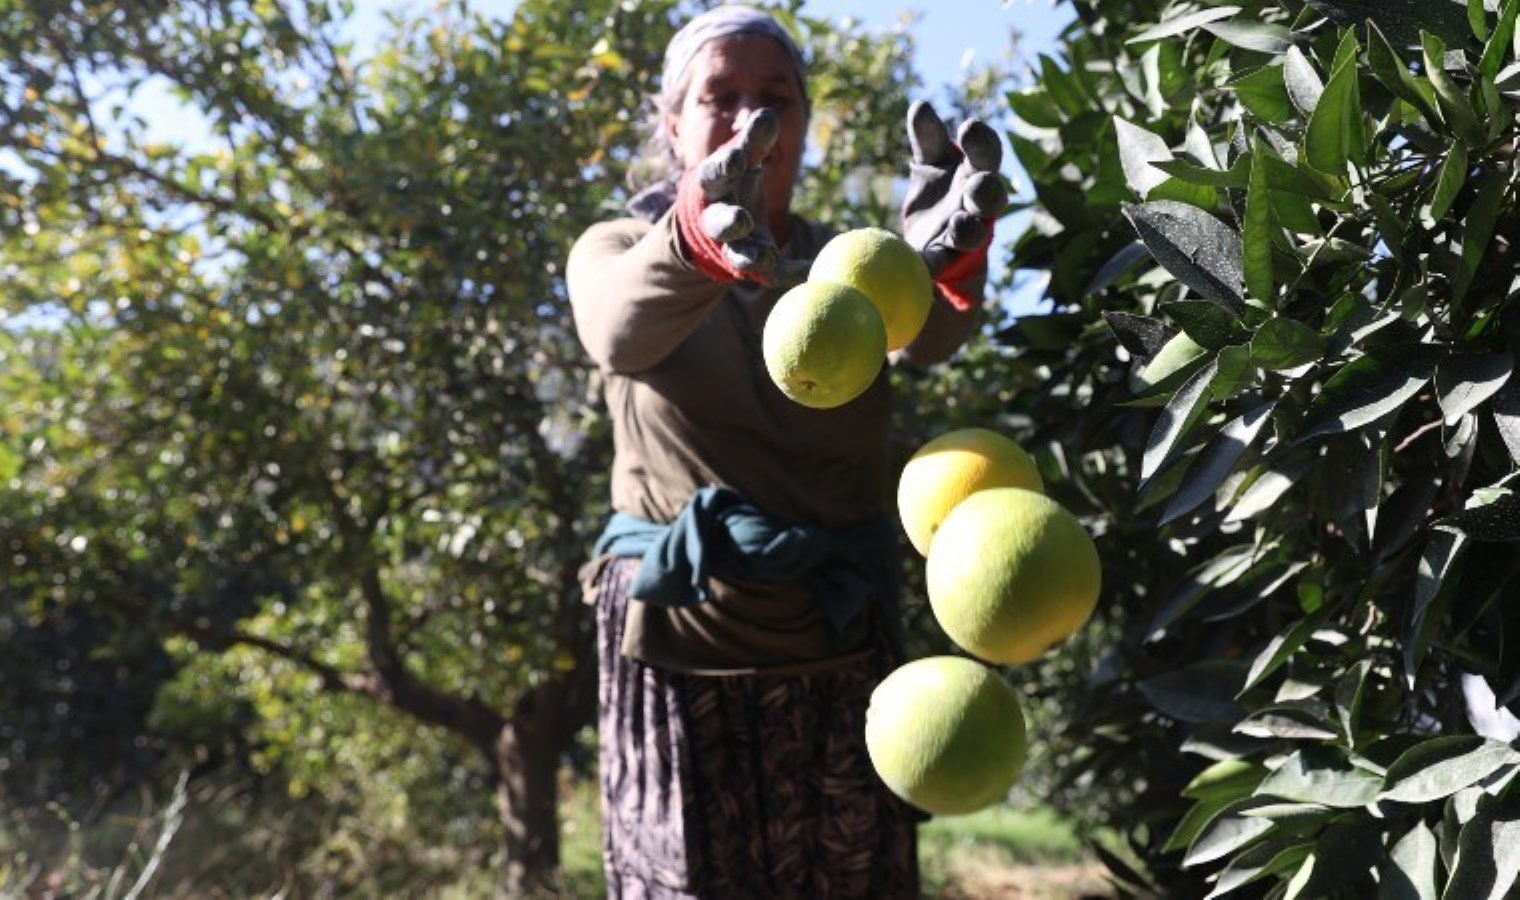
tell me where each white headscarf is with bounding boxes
[659,5,808,111]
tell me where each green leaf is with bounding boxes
[1206,841,1313,898]
[1129,6,1243,43]
[1250,317,1327,371]
[1435,352,1514,425]
[1243,145,1275,306]
[1379,737,1520,803]
[1480,0,1520,77]
[1085,242,1151,297]
[1367,21,1443,124]
[1405,529,1467,683]
[1204,20,1291,54]
[1435,483,1520,541]
[1241,605,1331,694]
[1233,65,1296,123]
[1423,32,1486,146]
[1161,299,1248,350]
[1472,0,1492,40]
[1441,797,1520,900]
[1284,45,1325,115]
[1123,201,1246,315]
[1006,89,1065,128]
[1304,32,1364,174]
[1381,822,1440,900]
[1255,749,1384,808]
[1160,400,1277,525]
[1102,309,1176,359]
[1426,140,1469,223]
[1184,797,1278,867]
[1185,758,1269,801]
[1138,659,1249,724]
[1142,355,1219,483]
[1154,158,1249,188]
[1456,171,1506,302]
[1115,117,1174,196]
[1145,545,1259,639]
[1295,349,1438,443]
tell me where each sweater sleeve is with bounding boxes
[566,212,729,374]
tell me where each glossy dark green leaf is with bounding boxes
[1139,660,1250,724]
[1304,32,1364,174]
[1306,0,1472,47]
[1146,545,1259,639]
[1367,20,1443,124]
[1183,797,1278,867]
[1435,352,1513,425]
[1480,0,1520,77]
[1085,241,1151,297]
[1251,317,1326,371]
[1129,5,1243,43]
[1102,310,1176,360]
[1160,400,1277,525]
[1456,171,1506,301]
[1435,482,1520,541]
[1491,376,1520,464]
[1284,46,1325,115]
[1154,158,1249,188]
[1142,355,1219,482]
[1427,140,1469,223]
[1471,0,1491,40]
[1405,529,1467,683]
[1224,459,1310,524]
[1007,89,1065,128]
[1244,146,1275,306]
[1161,299,1249,350]
[1380,821,1440,900]
[1379,736,1520,803]
[1233,65,1295,123]
[1241,605,1331,693]
[1115,116,1173,196]
[1441,798,1520,900]
[1423,32,1486,146]
[1256,749,1383,807]
[1295,349,1438,443]
[1204,20,1291,54]
[1123,201,1246,315]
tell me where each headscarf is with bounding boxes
[628,6,809,222]
[660,5,809,113]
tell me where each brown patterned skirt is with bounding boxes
[591,556,921,899]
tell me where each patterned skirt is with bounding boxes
[591,556,921,899]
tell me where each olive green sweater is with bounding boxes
[567,209,977,674]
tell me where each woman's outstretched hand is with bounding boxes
[901,101,1008,310]
[676,108,809,287]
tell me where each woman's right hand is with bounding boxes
[677,109,809,287]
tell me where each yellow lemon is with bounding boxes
[926,488,1101,665]
[865,655,1028,816]
[763,281,886,409]
[898,428,1043,557]
[810,227,933,352]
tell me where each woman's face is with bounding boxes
[666,34,807,235]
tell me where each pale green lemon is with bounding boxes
[926,488,1101,665]
[898,428,1044,557]
[762,281,886,409]
[865,655,1028,816]
[810,227,933,352]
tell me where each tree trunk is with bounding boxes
[494,719,564,896]
[492,652,598,896]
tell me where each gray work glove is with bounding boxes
[900,101,1007,308]
[675,108,809,286]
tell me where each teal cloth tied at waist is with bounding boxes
[593,485,901,647]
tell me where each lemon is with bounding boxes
[763,281,886,409]
[898,428,1043,557]
[810,227,933,352]
[926,488,1101,665]
[865,655,1028,816]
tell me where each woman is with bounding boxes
[567,7,1005,897]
